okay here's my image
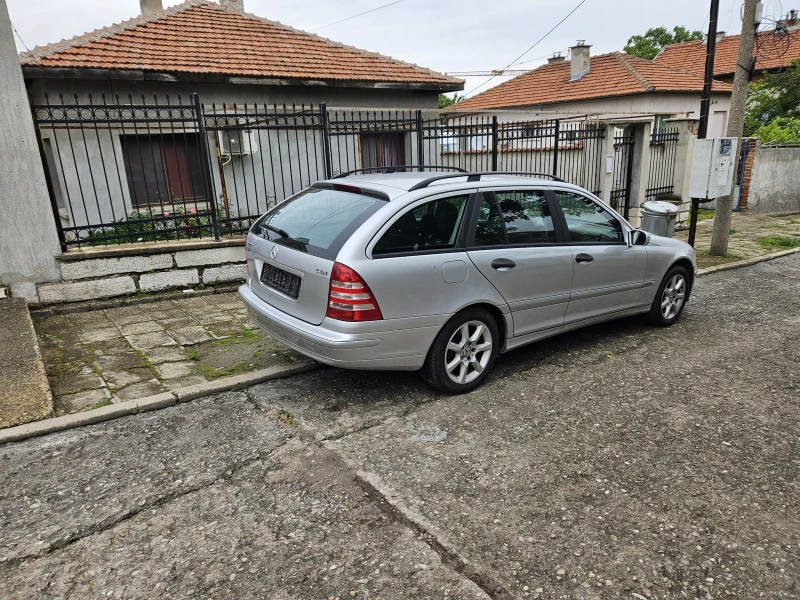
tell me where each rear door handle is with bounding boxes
[575,253,594,264]
[491,258,516,270]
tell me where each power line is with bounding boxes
[511,51,567,67]
[11,20,30,54]
[463,0,591,97]
[312,0,408,32]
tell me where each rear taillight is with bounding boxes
[326,262,383,322]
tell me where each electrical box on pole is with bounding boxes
[688,137,738,201]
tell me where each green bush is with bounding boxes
[85,207,223,246]
[754,117,800,144]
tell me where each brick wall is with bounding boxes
[738,139,758,211]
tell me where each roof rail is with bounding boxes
[407,171,565,191]
[333,165,468,178]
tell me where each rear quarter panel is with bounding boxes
[334,190,510,325]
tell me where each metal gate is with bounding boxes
[610,132,635,219]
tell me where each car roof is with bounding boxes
[321,172,583,200]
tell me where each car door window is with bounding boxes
[495,190,556,244]
[554,191,624,243]
[473,195,506,246]
[373,194,468,255]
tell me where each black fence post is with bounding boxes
[416,110,424,169]
[552,119,560,177]
[491,116,498,171]
[320,103,333,179]
[193,93,221,241]
[29,99,68,252]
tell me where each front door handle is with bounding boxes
[575,253,594,264]
[491,258,516,270]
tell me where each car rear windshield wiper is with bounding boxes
[263,223,290,239]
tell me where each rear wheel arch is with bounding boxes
[464,302,507,348]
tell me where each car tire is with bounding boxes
[648,264,690,326]
[421,307,500,394]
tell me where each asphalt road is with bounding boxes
[2,255,799,599]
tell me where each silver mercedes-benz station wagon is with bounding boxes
[239,169,697,393]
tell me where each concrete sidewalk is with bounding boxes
[675,211,800,269]
[30,292,303,418]
[0,299,51,428]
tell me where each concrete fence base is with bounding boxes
[35,239,247,306]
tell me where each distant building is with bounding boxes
[451,42,733,137]
[654,15,800,85]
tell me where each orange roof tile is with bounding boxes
[20,0,462,89]
[452,52,731,111]
[654,28,800,77]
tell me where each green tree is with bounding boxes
[623,26,703,60]
[438,93,464,109]
[753,117,800,143]
[744,58,800,136]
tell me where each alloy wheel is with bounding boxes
[444,320,493,384]
[661,273,686,320]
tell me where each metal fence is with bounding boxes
[645,128,680,200]
[610,133,635,219]
[33,93,618,249]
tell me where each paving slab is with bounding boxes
[0,299,52,428]
[32,292,300,419]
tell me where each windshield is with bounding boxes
[253,188,384,259]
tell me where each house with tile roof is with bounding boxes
[21,0,461,104]
[654,16,800,85]
[452,42,733,137]
[21,0,463,237]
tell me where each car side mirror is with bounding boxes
[629,230,648,246]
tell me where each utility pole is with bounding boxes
[688,0,721,247]
[709,0,759,255]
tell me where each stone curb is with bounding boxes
[697,247,800,277]
[0,360,317,446]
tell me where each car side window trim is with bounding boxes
[367,191,476,259]
[466,191,508,249]
[549,189,627,246]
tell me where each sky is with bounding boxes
[7,0,756,97]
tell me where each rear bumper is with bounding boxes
[238,284,436,371]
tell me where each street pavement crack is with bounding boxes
[351,468,507,600]
[1,446,280,568]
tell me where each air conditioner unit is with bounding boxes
[218,129,258,156]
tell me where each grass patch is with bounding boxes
[691,208,716,222]
[213,326,260,346]
[729,228,737,235]
[184,347,201,361]
[756,235,800,249]
[90,399,114,410]
[135,350,162,381]
[198,361,258,379]
[278,409,298,428]
[695,249,746,269]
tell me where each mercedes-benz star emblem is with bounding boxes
[270,245,279,259]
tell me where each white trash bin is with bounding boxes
[641,201,679,238]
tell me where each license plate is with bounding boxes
[260,263,302,299]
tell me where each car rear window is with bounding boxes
[253,188,384,259]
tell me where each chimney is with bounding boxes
[220,0,245,11]
[786,9,799,29]
[703,31,726,44]
[139,0,163,15]
[569,41,591,81]
[548,52,566,64]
